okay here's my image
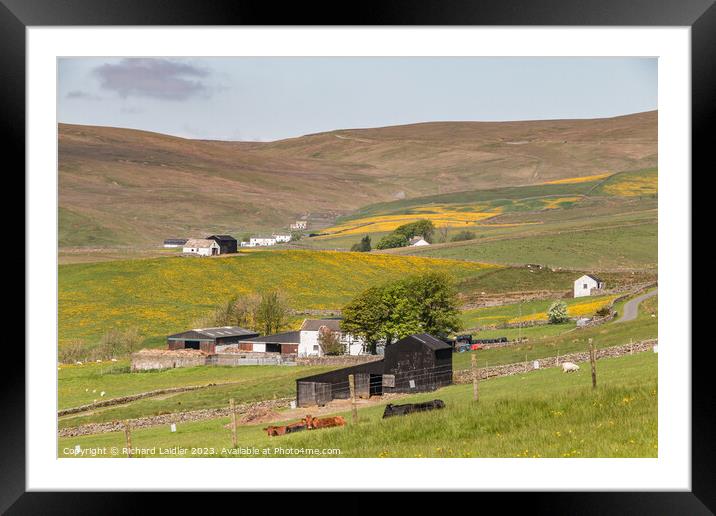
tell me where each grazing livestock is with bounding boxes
[382,399,446,419]
[264,414,346,436]
[562,362,580,373]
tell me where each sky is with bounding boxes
[58,57,657,141]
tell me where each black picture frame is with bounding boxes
[5,0,706,512]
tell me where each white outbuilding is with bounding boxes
[182,238,220,256]
[573,274,605,298]
[272,234,292,243]
[249,236,277,246]
[409,235,430,247]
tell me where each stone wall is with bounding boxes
[295,354,383,367]
[131,350,208,371]
[453,339,656,383]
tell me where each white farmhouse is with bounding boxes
[249,236,277,246]
[409,235,430,247]
[273,234,292,243]
[298,319,367,356]
[573,274,605,298]
[182,238,220,256]
[290,220,308,230]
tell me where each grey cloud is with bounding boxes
[66,90,102,100]
[93,58,210,100]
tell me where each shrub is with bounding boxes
[376,233,409,250]
[547,301,569,324]
[450,230,476,242]
[350,235,372,252]
[318,326,344,355]
[596,306,611,317]
[58,339,88,364]
[95,327,143,359]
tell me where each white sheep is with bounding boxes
[561,362,580,373]
[110,358,118,362]
[100,391,106,397]
[75,361,83,366]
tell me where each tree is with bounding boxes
[254,290,291,335]
[290,231,302,242]
[394,219,435,243]
[547,300,569,324]
[375,233,409,250]
[437,224,451,243]
[95,327,143,359]
[350,235,372,252]
[317,326,344,355]
[342,272,462,353]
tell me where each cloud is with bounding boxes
[92,58,210,100]
[66,90,102,100]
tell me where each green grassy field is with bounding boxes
[59,352,657,458]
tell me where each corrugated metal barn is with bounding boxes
[167,326,259,354]
[295,333,452,407]
[237,331,300,355]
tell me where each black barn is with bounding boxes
[296,333,452,407]
[206,235,238,254]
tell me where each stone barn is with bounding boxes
[167,326,259,354]
[295,333,453,407]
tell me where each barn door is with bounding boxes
[314,382,332,406]
[354,373,371,399]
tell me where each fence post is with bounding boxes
[589,338,597,389]
[348,374,358,424]
[124,420,132,458]
[229,398,238,448]
[471,353,479,401]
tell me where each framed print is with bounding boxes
[5,0,710,511]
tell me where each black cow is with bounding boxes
[382,399,446,418]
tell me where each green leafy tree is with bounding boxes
[375,233,409,250]
[254,290,291,335]
[547,300,569,324]
[290,231,302,242]
[350,235,372,252]
[342,272,462,353]
[394,219,435,243]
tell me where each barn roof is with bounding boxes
[184,238,217,248]
[206,234,237,242]
[409,236,426,244]
[396,333,452,351]
[300,319,342,332]
[167,326,258,340]
[239,331,300,344]
[585,274,603,283]
[164,238,188,244]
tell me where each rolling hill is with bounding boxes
[59,111,656,248]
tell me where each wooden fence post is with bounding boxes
[348,374,358,424]
[229,398,238,448]
[124,420,132,458]
[589,338,597,389]
[471,353,479,401]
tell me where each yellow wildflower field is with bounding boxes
[509,295,619,323]
[541,196,583,209]
[602,173,657,197]
[317,209,502,238]
[542,173,612,185]
[59,250,498,346]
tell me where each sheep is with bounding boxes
[110,358,118,362]
[100,391,106,397]
[562,362,580,373]
[75,361,83,366]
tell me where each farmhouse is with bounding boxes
[409,235,430,246]
[237,331,300,355]
[206,234,238,254]
[182,238,220,256]
[574,274,605,298]
[299,318,367,356]
[167,326,260,353]
[296,333,453,407]
[163,238,188,248]
[273,233,292,243]
[290,220,308,230]
[249,236,277,247]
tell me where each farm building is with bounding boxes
[163,238,188,248]
[290,220,308,230]
[273,233,292,243]
[167,326,260,353]
[182,238,220,256]
[206,234,238,254]
[249,236,277,247]
[409,235,430,246]
[237,331,300,355]
[299,318,367,356]
[296,333,452,407]
[574,274,605,298]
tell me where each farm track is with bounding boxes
[617,288,658,323]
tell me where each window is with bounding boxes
[313,345,319,351]
[583,283,588,289]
